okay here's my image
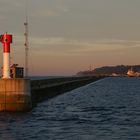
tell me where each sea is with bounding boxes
[0,77,140,140]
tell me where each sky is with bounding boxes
[0,0,140,75]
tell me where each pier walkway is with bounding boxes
[31,76,104,106]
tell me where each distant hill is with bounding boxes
[77,65,140,76]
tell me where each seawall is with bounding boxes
[31,76,104,106]
[0,76,104,111]
[0,79,32,111]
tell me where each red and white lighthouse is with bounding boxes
[0,33,12,79]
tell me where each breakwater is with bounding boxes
[0,76,104,111]
[0,79,32,111]
[31,76,103,106]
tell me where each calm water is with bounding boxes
[0,77,140,140]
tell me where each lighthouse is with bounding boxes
[0,33,32,111]
[0,33,12,79]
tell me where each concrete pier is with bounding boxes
[0,76,104,111]
[31,76,104,106]
[0,79,32,111]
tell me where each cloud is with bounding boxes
[95,39,140,47]
[9,34,140,54]
[30,36,140,48]
[30,0,69,18]
[0,0,23,10]
[30,37,92,46]
[20,36,140,57]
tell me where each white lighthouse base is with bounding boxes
[2,53,10,79]
[0,79,32,111]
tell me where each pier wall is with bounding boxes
[0,76,104,111]
[0,79,32,111]
[31,76,103,106]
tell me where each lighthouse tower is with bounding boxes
[0,33,12,79]
[0,33,32,111]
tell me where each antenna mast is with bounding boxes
[24,4,29,77]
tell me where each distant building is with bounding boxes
[1,64,24,78]
[111,73,119,77]
[127,67,135,77]
[127,67,140,77]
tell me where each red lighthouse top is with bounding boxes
[0,33,12,53]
